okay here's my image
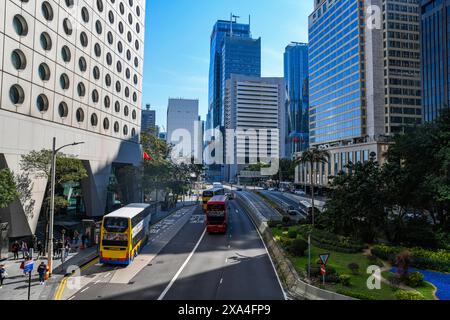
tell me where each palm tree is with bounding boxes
[295,148,330,226]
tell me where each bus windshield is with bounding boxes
[103,217,129,233]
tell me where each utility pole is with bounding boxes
[47,138,85,277]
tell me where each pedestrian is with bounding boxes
[20,241,28,259]
[57,240,63,258]
[0,264,7,288]
[37,241,44,259]
[11,241,19,260]
[37,262,47,285]
[64,242,71,258]
[81,234,87,249]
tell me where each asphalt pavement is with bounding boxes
[68,201,285,300]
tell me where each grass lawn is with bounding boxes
[271,226,437,300]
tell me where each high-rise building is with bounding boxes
[0,0,146,240]
[223,75,285,182]
[284,42,309,158]
[166,98,201,162]
[141,104,156,135]
[421,0,450,122]
[296,0,421,188]
[206,17,261,181]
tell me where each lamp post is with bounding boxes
[48,137,84,277]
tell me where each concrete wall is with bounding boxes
[0,109,141,239]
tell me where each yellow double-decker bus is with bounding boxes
[202,188,225,212]
[100,204,152,265]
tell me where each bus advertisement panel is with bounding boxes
[206,196,228,234]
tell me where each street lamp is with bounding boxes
[48,137,85,276]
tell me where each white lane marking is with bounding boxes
[104,273,111,278]
[68,296,75,300]
[95,280,101,285]
[157,228,207,301]
[80,287,90,293]
[220,278,223,285]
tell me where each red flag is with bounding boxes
[143,151,151,161]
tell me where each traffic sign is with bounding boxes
[319,253,330,266]
[23,260,34,273]
[320,264,326,276]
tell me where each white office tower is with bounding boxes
[223,75,286,183]
[0,0,146,241]
[166,98,202,163]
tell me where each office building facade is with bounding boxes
[141,104,156,134]
[206,18,261,182]
[421,0,450,122]
[166,98,201,162]
[224,75,285,182]
[0,0,146,240]
[284,42,309,158]
[296,0,420,188]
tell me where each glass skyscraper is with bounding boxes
[421,0,450,122]
[284,42,309,157]
[206,18,261,181]
[207,20,258,132]
[308,0,364,145]
[297,0,421,189]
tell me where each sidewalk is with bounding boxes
[0,246,98,300]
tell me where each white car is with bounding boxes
[295,190,306,196]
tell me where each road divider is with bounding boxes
[236,194,355,301]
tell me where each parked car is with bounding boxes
[294,190,306,196]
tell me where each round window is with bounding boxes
[92,89,99,103]
[60,73,70,90]
[11,49,27,70]
[40,32,52,51]
[103,118,110,130]
[13,15,28,36]
[91,113,98,127]
[58,102,69,118]
[80,32,88,47]
[41,2,54,21]
[76,108,85,123]
[115,101,120,113]
[104,96,111,109]
[61,46,71,62]
[79,57,87,72]
[81,7,89,23]
[36,94,49,112]
[63,18,73,36]
[38,63,51,81]
[9,85,25,105]
[114,122,120,133]
[77,82,86,97]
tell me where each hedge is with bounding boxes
[297,227,365,253]
[371,245,450,272]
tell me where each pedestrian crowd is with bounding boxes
[1,229,89,290]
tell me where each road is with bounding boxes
[238,191,283,222]
[65,201,285,300]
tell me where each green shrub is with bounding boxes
[288,229,298,239]
[372,245,450,272]
[339,274,351,287]
[282,216,292,225]
[289,239,308,257]
[297,228,365,253]
[347,262,360,275]
[267,220,278,228]
[405,272,424,288]
[325,274,340,283]
[280,238,293,249]
[394,290,425,300]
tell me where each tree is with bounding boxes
[323,159,387,243]
[20,150,88,215]
[271,158,296,186]
[0,168,19,208]
[295,148,330,226]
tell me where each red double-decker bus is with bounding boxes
[206,196,229,234]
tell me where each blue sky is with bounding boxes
[142,0,313,130]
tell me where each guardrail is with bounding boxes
[236,193,356,301]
